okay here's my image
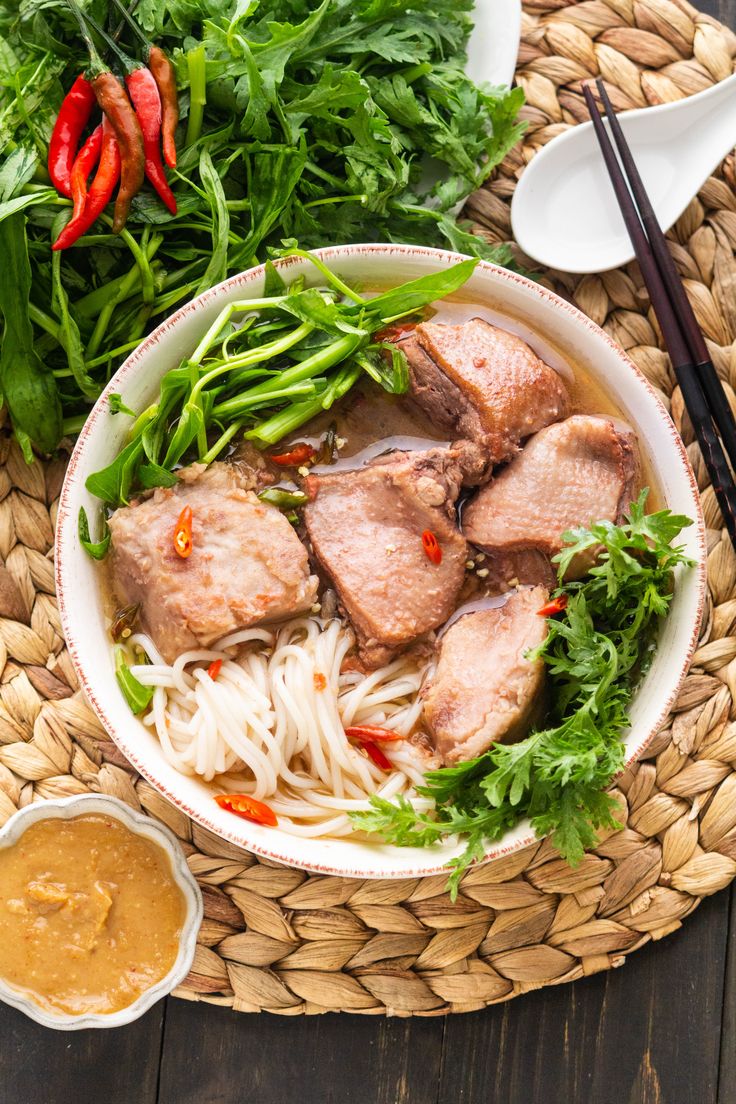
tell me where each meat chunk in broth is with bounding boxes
[463,415,639,579]
[423,587,550,764]
[109,462,318,663]
[304,445,474,668]
[396,317,570,463]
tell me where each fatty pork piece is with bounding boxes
[463,415,639,580]
[423,587,549,765]
[303,445,474,668]
[109,462,318,663]
[396,317,570,464]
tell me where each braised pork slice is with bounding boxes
[423,587,549,764]
[109,462,318,663]
[397,318,569,463]
[463,416,639,579]
[481,549,557,595]
[304,446,471,668]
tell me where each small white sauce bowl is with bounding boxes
[56,244,707,880]
[0,793,203,1031]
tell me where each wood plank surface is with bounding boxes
[0,1003,163,1104]
[153,894,730,1104]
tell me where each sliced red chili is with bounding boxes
[207,659,222,680]
[215,793,278,827]
[422,529,442,565]
[270,443,316,466]
[173,505,193,558]
[537,594,569,617]
[362,742,393,771]
[373,321,417,343]
[345,725,404,744]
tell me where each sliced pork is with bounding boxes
[480,549,557,594]
[463,415,639,579]
[423,587,549,764]
[109,462,318,663]
[396,317,570,463]
[304,445,472,668]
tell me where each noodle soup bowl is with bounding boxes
[56,244,706,879]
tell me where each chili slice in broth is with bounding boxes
[362,742,393,770]
[537,595,568,616]
[421,529,442,565]
[345,725,404,743]
[270,443,316,466]
[215,794,278,827]
[173,505,193,558]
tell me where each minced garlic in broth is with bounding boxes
[0,814,186,1016]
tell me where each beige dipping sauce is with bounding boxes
[0,814,186,1016]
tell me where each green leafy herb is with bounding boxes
[109,393,136,417]
[351,493,696,897]
[0,213,62,455]
[0,0,524,445]
[114,645,153,714]
[86,250,478,508]
[77,505,111,560]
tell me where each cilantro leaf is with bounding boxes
[351,492,696,897]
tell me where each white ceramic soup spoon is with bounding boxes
[510,73,736,273]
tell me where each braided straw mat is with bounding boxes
[2,0,736,1018]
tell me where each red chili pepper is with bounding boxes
[215,793,278,827]
[345,725,404,744]
[422,529,442,565]
[48,74,97,198]
[53,116,121,251]
[125,67,177,215]
[362,742,393,771]
[66,1,145,234]
[69,125,103,223]
[373,321,417,343]
[271,443,316,466]
[108,0,180,168]
[537,594,569,617]
[173,505,193,558]
[207,659,222,680]
[313,672,327,691]
[147,45,179,169]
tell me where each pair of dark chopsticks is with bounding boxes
[582,80,736,549]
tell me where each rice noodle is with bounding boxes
[129,617,435,838]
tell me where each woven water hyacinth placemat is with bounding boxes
[2,0,736,1017]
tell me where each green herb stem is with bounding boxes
[184,45,207,147]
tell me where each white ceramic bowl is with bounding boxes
[55,244,706,880]
[0,794,203,1030]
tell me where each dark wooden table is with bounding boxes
[4,2,736,1100]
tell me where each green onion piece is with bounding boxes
[258,487,309,509]
[108,393,136,417]
[78,506,111,561]
[114,646,153,714]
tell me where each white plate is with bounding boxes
[56,244,706,883]
[468,0,522,87]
